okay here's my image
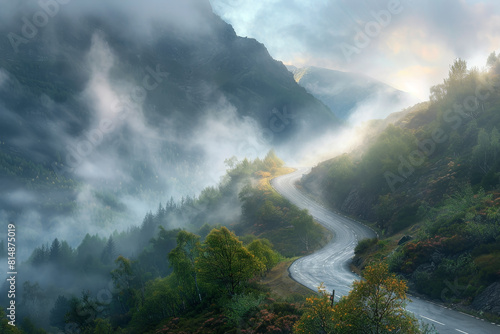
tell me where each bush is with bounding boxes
[355,238,378,255]
[225,293,264,326]
[387,249,405,272]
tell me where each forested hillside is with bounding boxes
[0,151,437,333]
[0,151,330,333]
[0,0,338,254]
[302,54,500,317]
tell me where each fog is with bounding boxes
[0,0,425,268]
[0,1,444,332]
[346,90,417,126]
[0,3,285,327]
[0,0,279,262]
[211,0,500,100]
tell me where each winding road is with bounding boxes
[271,167,500,334]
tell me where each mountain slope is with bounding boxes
[301,56,500,316]
[0,0,338,253]
[290,66,418,122]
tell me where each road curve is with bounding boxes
[272,167,500,334]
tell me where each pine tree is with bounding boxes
[31,244,49,267]
[101,237,116,265]
[49,295,70,330]
[49,238,61,264]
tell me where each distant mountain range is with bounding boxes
[288,65,419,123]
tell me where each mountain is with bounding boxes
[289,66,419,123]
[301,57,500,315]
[0,0,337,253]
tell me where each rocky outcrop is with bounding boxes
[340,187,374,220]
[472,282,500,316]
[398,235,412,245]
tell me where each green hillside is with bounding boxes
[302,55,500,317]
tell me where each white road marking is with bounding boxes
[420,315,445,326]
[274,170,500,333]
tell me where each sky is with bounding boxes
[210,0,500,100]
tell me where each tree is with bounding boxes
[0,308,24,333]
[89,318,113,334]
[291,212,317,252]
[111,256,142,313]
[59,241,75,267]
[340,263,420,333]
[49,295,71,330]
[49,238,61,264]
[100,237,116,265]
[168,230,203,303]
[22,281,43,306]
[20,281,47,327]
[294,264,421,333]
[447,58,468,84]
[20,317,47,334]
[76,234,106,273]
[65,291,106,331]
[263,149,284,171]
[129,276,182,331]
[293,284,337,334]
[487,51,498,68]
[197,227,264,296]
[31,244,49,267]
[247,239,280,272]
[429,83,446,103]
[472,127,500,176]
[197,223,212,239]
[136,226,179,277]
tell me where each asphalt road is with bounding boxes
[271,167,500,334]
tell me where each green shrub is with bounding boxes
[355,238,378,256]
[225,293,264,326]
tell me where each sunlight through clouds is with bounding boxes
[211,0,500,99]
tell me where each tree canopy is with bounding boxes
[197,227,264,296]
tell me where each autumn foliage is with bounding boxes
[294,263,421,333]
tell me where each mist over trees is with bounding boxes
[0,152,328,332]
[303,55,500,317]
[0,0,339,267]
[2,0,500,332]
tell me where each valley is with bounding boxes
[1,1,500,333]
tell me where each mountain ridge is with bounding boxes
[301,56,500,317]
[288,65,419,122]
[0,0,338,255]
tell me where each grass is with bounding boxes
[259,259,314,299]
[257,166,295,190]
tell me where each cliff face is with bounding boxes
[472,282,500,316]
